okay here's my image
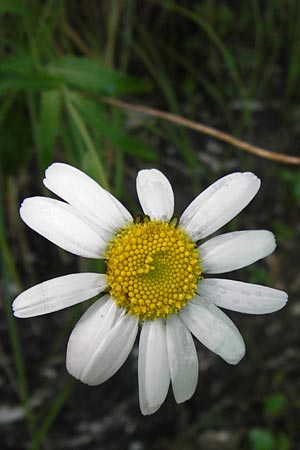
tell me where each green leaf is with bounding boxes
[249,429,276,450]
[264,393,286,418]
[0,0,27,15]
[0,73,60,94]
[0,103,32,175]
[61,120,81,163]
[37,90,62,169]
[48,57,150,95]
[277,433,291,450]
[0,54,34,75]
[71,94,157,161]
[64,91,109,189]
[0,55,60,93]
[279,169,300,199]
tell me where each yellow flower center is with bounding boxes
[105,218,201,320]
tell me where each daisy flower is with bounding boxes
[13,163,288,415]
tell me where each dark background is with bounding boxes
[1,1,300,449]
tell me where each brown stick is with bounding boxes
[101,97,300,165]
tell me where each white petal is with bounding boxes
[180,297,245,365]
[78,312,138,385]
[180,172,260,240]
[67,297,137,384]
[200,230,276,274]
[13,273,107,318]
[66,296,119,380]
[166,315,198,404]
[43,163,132,237]
[20,197,107,258]
[138,320,170,415]
[198,278,288,314]
[136,169,174,220]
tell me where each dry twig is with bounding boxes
[101,97,300,165]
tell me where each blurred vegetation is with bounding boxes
[1,1,300,450]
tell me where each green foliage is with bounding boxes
[249,429,276,450]
[48,56,150,96]
[249,429,292,450]
[0,101,32,175]
[70,94,157,162]
[0,0,27,15]
[277,434,292,450]
[36,90,62,169]
[246,265,268,285]
[272,221,295,244]
[264,393,286,418]
[279,169,300,199]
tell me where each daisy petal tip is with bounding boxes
[66,359,83,384]
[12,302,21,318]
[19,197,39,223]
[238,171,261,196]
[45,161,67,174]
[244,171,260,181]
[12,300,30,319]
[228,346,246,365]
[137,168,161,177]
[12,311,23,319]
[240,171,261,187]
[43,162,70,187]
[275,291,288,311]
[19,197,30,214]
[174,388,195,405]
[268,229,276,241]
[140,402,161,416]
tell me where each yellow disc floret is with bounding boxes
[105,218,202,320]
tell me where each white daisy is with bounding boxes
[13,163,288,415]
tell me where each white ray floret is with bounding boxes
[198,278,288,314]
[79,313,138,386]
[44,163,132,237]
[180,172,260,240]
[136,168,174,221]
[138,320,170,415]
[20,197,107,258]
[166,315,198,404]
[180,297,246,365]
[66,296,118,380]
[13,273,107,317]
[199,230,276,274]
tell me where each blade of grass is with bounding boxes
[63,88,110,189]
[29,378,75,450]
[71,93,157,162]
[1,186,38,444]
[120,0,134,72]
[0,92,16,125]
[252,2,281,100]
[111,106,125,198]
[248,0,264,96]
[132,27,199,181]
[2,293,38,443]
[157,1,245,98]
[157,40,235,131]
[105,0,123,67]
[156,0,253,132]
[285,2,300,99]
[36,89,61,169]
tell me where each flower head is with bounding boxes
[13,164,288,415]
